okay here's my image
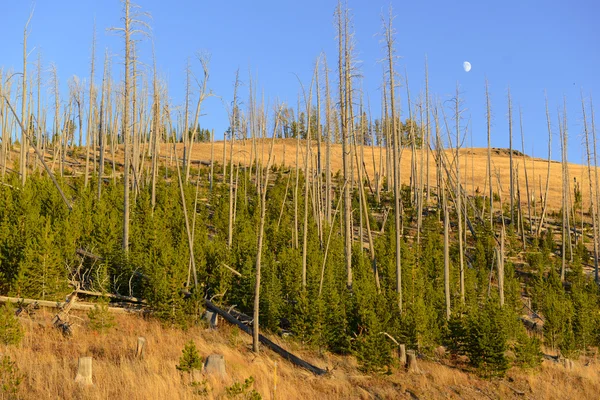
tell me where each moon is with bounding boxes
[463,61,472,72]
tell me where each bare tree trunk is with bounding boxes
[20,13,33,186]
[537,95,552,237]
[384,7,402,311]
[486,80,493,228]
[227,72,240,249]
[85,25,96,188]
[454,85,465,305]
[324,56,332,223]
[443,168,451,320]
[337,3,353,288]
[425,57,431,204]
[150,49,159,211]
[253,108,282,353]
[520,107,532,236]
[98,49,109,200]
[508,87,514,225]
[498,226,505,307]
[590,95,600,283]
[210,129,214,191]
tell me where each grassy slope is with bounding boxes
[166,138,597,212]
[8,310,600,399]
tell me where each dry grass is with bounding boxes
[11,138,597,213]
[6,310,600,399]
[167,139,599,213]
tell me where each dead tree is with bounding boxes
[383,6,402,311]
[485,80,493,228]
[253,107,282,352]
[537,94,552,237]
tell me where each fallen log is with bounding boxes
[72,288,147,305]
[204,299,327,376]
[76,248,103,261]
[0,295,136,314]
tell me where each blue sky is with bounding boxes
[1,0,598,163]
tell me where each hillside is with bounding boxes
[5,309,600,400]
[165,139,596,213]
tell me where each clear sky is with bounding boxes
[1,0,598,163]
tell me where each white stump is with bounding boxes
[407,350,419,373]
[136,337,146,359]
[398,344,407,365]
[75,357,93,385]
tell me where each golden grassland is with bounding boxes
[165,138,598,213]
[5,310,600,399]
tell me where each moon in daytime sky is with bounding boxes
[463,61,472,72]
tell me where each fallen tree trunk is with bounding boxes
[73,288,147,305]
[0,295,138,314]
[204,299,327,376]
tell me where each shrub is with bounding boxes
[176,340,203,373]
[226,376,261,399]
[0,355,23,399]
[0,304,23,346]
[87,300,116,334]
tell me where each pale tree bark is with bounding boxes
[590,94,600,283]
[98,49,109,200]
[537,94,552,237]
[519,107,532,236]
[324,55,332,223]
[20,12,33,186]
[227,71,240,249]
[486,80,493,229]
[253,107,282,353]
[150,47,159,211]
[300,63,317,289]
[508,87,514,225]
[85,24,96,188]
[337,2,353,288]
[425,57,431,204]
[383,7,402,311]
[442,158,451,320]
[454,84,465,305]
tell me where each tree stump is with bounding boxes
[74,357,93,385]
[562,358,574,370]
[135,337,146,359]
[407,350,419,373]
[398,344,407,366]
[204,310,218,329]
[434,346,446,359]
[204,354,226,377]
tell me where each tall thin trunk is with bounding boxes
[98,50,109,200]
[20,13,33,186]
[227,72,240,249]
[520,107,532,236]
[337,2,353,288]
[537,94,552,237]
[590,95,600,283]
[253,108,282,353]
[486,80,493,228]
[384,8,402,311]
[85,24,96,187]
[122,1,132,252]
[454,84,465,305]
